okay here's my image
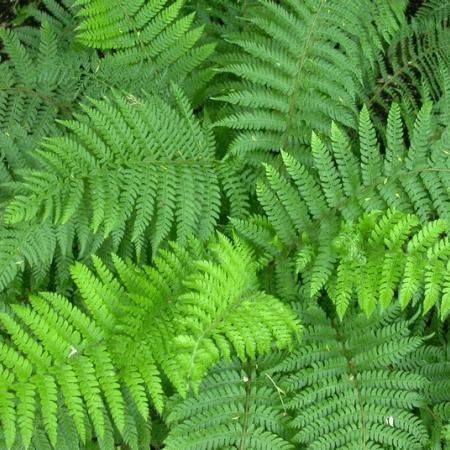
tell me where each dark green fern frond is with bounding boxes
[393,341,450,448]
[25,0,80,40]
[186,0,259,48]
[214,0,390,163]
[371,0,407,44]
[0,21,111,187]
[0,24,82,173]
[0,234,300,448]
[414,0,450,23]
[366,7,450,124]
[271,306,429,450]
[163,358,293,450]
[0,223,58,293]
[74,0,215,87]
[3,86,245,256]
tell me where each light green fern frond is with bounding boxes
[272,306,429,450]
[0,234,300,448]
[330,210,449,318]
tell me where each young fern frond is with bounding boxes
[329,210,450,318]
[271,306,429,450]
[0,234,300,448]
[3,87,246,256]
[164,357,293,450]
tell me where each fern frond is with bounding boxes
[272,306,429,450]
[74,0,215,86]
[0,234,300,447]
[235,103,450,316]
[164,358,293,450]
[214,0,389,162]
[0,223,57,292]
[3,87,244,256]
[366,8,450,123]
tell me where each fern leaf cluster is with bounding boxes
[236,103,450,318]
[0,0,449,448]
[0,86,249,289]
[0,235,299,448]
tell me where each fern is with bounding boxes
[214,0,392,161]
[0,1,449,449]
[164,357,293,450]
[0,223,58,292]
[0,234,300,448]
[74,0,215,91]
[396,343,450,447]
[3,86,247,260]
[366,1,450,123]
[272,306,430,450]
[0,23,90,175]
[234,102,450,317]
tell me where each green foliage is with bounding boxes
[0,0,449,448]
[235,103,450,318]
[164,357,293,450]
[0,235,300,448]
[74,0,215,97]
[0,23,95,174]
[365,1,450,123]
[316,209,449,319]
[214,0,397,162]
[5,87,222,250]
[0,86,249,290]
[272,306,430,450]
